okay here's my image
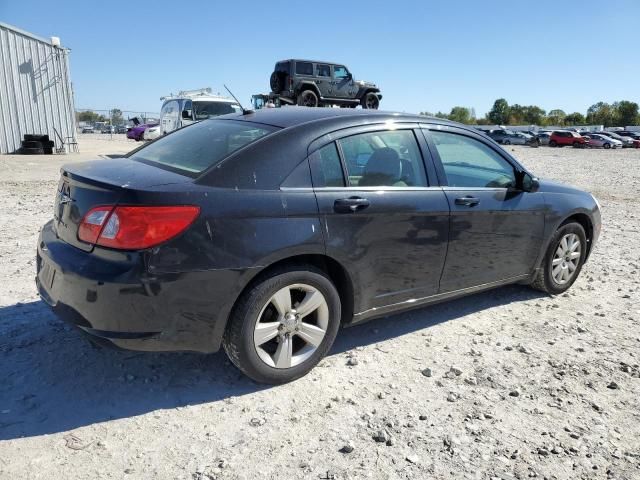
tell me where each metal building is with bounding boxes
[0,22,76,154]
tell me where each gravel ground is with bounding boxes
[0,139,639,480]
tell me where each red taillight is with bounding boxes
[78,205,200,250]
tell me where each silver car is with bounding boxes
[585,134,622,149]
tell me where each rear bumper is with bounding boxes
[36,220,248,353]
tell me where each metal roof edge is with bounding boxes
[0,21,64,47]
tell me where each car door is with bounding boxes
[422,126,546,292]
[315,63,332,98]
[309,126,450,316]
[332,65,355,99]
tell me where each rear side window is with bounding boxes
[295,62,313,75]
[338,130,427,187]
[310,143,345,187]
[129,120,277,175]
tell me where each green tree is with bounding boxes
[615,101,639,126]
[547,109,567,126]
[448,106,474,124]
[586,102,617,127]
[564,112,585,125]
[76,110,107,123]
[110,108,124,126]
[488,98,509,125]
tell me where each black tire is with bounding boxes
[361,92,380,109]
[603,143,611,149]
[43,147,53,154]
[573,141,580,148]
[22,140,43,149]
[503,139,511,145]
[531,222,587,295]
[297,90,319,107]
[24,134,49,142]
[270,72,286,94]
[549,140,557,147]
[223,266,342,384]
[22,147,44,155]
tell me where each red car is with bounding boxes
[549,131,589,148]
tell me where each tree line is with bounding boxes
[421,99,640,127]
[76,109,124,125]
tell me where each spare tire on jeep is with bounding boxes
[270,72,287,94]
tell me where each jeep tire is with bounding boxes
[297,90,319,107]
[361,92,379,110]
[270,72,286,94]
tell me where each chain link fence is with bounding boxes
[75,109,160,133]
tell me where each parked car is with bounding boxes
[101,125,115,134]
[537,132,551,145]
[270,59,382,109]
[549,131,589,148]
[36,109,601,384]
[584,134,622,149]
[144,125,162,141]
[81,126,94,134]
[159,88,241,135]
[597,131,635,148]
[115,125,128,134]
[126,117,159,141]
[617,131,640,140]
[488,130,539,146]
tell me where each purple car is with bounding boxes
[126,117,159,141]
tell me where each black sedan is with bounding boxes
[37,108,601,384]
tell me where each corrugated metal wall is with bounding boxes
[0,22,76,154]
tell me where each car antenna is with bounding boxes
[224,84,254,115]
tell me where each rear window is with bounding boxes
[129,120,278,175]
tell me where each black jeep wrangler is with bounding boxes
[270,59,382,109]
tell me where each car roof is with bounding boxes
[216,107,460,130]
[277,59,345,65]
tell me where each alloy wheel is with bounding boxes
[253,284,329,369]
[551,233,581,285]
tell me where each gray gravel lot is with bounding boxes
[0,139,639,479]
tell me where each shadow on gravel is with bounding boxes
[0,285,544,440]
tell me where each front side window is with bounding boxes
[295,61,313,75]
[338,130,427,187]
[193,101,242,120]
[429,130,516,188]
[334,66,349,80]
[129,120,277,175]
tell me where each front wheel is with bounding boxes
[531,222,587,295]
[223,267,341,384]
[297,90,319,107]
[361,92,380,109]
[603,143,611,149]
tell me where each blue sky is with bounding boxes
[1,0,638,116]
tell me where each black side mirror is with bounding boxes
[520,172,540,192]
[181,110,191,120]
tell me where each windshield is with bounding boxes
[193,101,242,120]
[129,120,278,175]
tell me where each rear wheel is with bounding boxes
[549,140,557,147]
[297,90,319,107]
[531,222,587,295]
[503,139,511,145]
[361,92,380,109]
[223,267,341,384]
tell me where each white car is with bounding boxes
[585,134,622,149]
[143,125,162,141]
[159,88,241,135]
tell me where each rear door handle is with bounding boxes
[334,196,370,213]
[455,196,480,207]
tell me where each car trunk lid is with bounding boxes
[53,157,191,251]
